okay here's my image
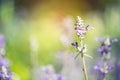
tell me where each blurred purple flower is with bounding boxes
[110,38,118,43]
[56,74,62,80]
[71,42,78,48]
[0,58,12,80]
[94,64,113,72]
[0,34,12,80]
[40,65,65,80]
[98,43,111,55]
[95,36,117,80]
[97,37,118,55]
[0,34,5,48]
[56,74,65,80]
[0,65,12,80]
[94,64,113,80]
[0,59,9,67]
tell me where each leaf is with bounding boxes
[75,52,81,59]
[84,54,93,59]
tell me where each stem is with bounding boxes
[102,61,107,80]
[103,77,106,80]
[82,55,88,80]
[80,39,83,47]
[80,39,88,80]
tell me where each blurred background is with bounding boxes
[0,0,120,80]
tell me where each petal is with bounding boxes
[71,42,78,47]
[110,38,118,43]
[85,25,90,30]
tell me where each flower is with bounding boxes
[72,42,88,59]
[54,74,65,80]
[95,36,117,80]
[74,16,94,39]
[0,59,12,80]
[75,27,87,38]
[0,59,9,67]
[0,35,12,80]
[71,42,78,48]
[71,42,87,53]
[98,43,111,55]
[75,16,84,27]
[97,37,118,55]
[94,64,113,80]
[39,65,65,80]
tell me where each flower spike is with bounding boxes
[71,16,94,80]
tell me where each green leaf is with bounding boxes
[84,54,93,59]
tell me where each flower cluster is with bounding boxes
[94,36,117,80]
[0,59,12,80]
[0,34,12,80]
[97,37,118,55]
[39,65,65,80]
[74,16,94,39]
[94,63,113,79]
[97,37,118,60]
[94,63,112,74]
[72,16,93,59]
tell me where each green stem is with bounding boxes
[80,39,82,47]
[82,55,88,80]
[103,77,106,80]
[80,39,88,80]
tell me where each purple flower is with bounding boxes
[97,37,118,55]
[0,35,12,80]
[0,66,12,80]
[75,16,84,27]
[56,74,64,80]
[0,34,5,48]
[85,25,89,30]
[40,65,65,80]
[94,64,113,80]
[71,42,78,48]
[0,59,9,67]
[75,27,87,38]
[98,43,111,55]
[0,59,12,80]
[94,64,113,72]
[110,38,118,43]
[74,16,94,39]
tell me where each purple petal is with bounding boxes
[99,72,106,80]
[94,65,101,70]
[110,38,118,43]
[85,25,89,30]
[56,74,63,80]
[71,42,78,47]
[7,77,12,80]
[98,46,104,52]
[0,59,9,66]
[0,72,4,77]
[107,65,113,71]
